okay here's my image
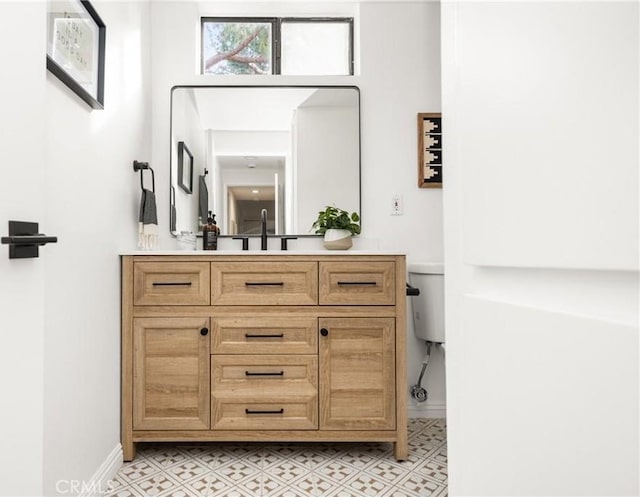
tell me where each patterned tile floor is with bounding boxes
[106,419,447,497]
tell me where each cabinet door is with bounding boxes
[319,317,396,430]
[133,317,210,430]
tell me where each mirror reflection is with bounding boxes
[170,86,360,237]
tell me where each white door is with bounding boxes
[0,3,47,495]
[442,2,638,496]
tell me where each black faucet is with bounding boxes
[261,208,268,250]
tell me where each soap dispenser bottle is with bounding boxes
[203,211,219,250]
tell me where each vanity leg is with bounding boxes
[394,426,408,461]
[122,440,136,462]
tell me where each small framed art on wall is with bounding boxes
[418,113,442,188]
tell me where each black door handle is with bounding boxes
[200,327,209,336]
[320,328,329,337]
[1,235,58,245]
[2,221,58,259]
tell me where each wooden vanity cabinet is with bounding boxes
[121,254,407,462]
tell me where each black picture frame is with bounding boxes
[46,0,106,109]
[177,141,194,194]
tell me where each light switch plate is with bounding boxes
[391,194,403,215]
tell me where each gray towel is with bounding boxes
[199,175,208,222]
[138,188,158,249]
[139,189,158,225]
[170,203,177,232]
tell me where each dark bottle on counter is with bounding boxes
[203,211,219,250]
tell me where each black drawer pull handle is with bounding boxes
[152,282,192,286]
[245,282,284,286]
[245,371,284,376]
[245,333,284,339]
[200,328,209,336]
[245,408,284,415]
[337,281,377,286]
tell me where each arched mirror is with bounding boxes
[170,86,360,237]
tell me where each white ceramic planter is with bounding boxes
[323,229,353,250]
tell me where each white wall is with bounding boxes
[295,106,360,233]
[150,0,445,416]
[358,2,444,417]
[42,2,150,495]
[43,2,151,494]
[442,2,638,495]
[0,1,150,496]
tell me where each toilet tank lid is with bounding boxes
[408,262,444,274]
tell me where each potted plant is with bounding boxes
[311,206,361,250]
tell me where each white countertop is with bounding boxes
[120,250,406,256]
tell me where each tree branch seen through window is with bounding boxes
[203,22,271,75]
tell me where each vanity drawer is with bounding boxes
[133,262,210,306]
[211,262,318,305]
[212,316,317,354]
[212,399,318,430]
[211,355,317,430]
[319,261,395,305]
[212,355,317,384]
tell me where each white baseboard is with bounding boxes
[408,402,447,419]
[79,444,123,497]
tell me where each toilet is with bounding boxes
[408,262,445,344]
[407,262,445,403]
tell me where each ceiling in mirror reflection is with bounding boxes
[170,86,360,237]
[194,88,317,130]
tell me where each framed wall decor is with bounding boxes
[418,112,442,188]
[178,142,194,194]
[46,0,106,109]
